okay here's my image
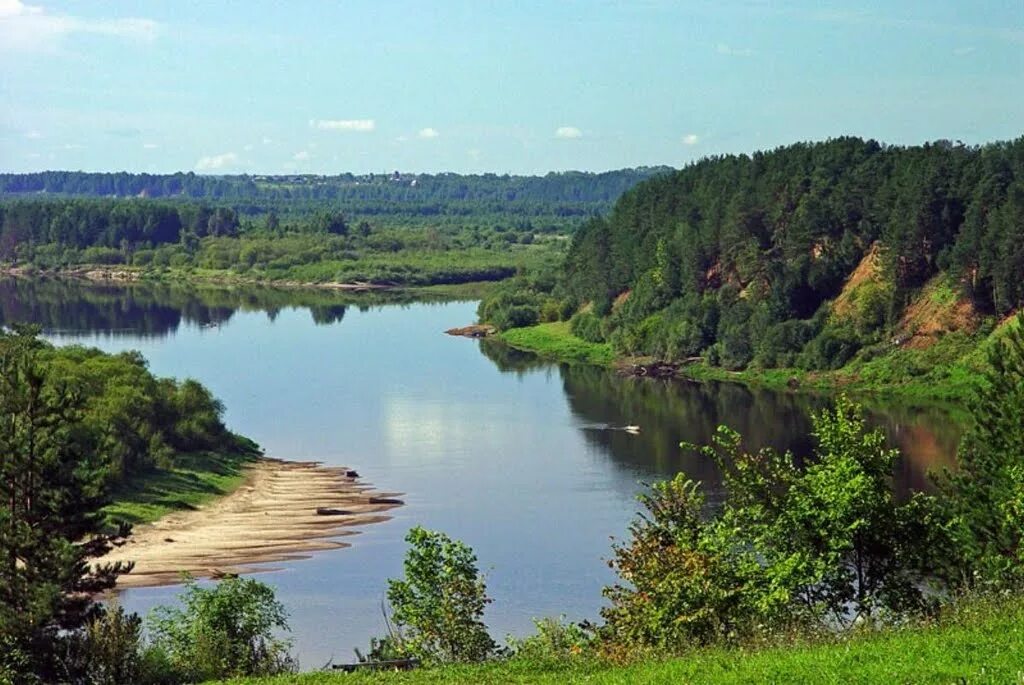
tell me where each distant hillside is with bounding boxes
[0,168,671,219]
[489,137,1024,384]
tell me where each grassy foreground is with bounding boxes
[212,597,1024,684]
[498,321,1000,406]
[102,450,257,527]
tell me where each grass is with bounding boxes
[500,321,616,367]
[212,596,1024,684]
[102,450,257,527]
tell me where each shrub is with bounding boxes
[502,304,540,329]
[508,617,593,664]
[77,605,148,685]
[570,311,605,343]
[386,527,496,664]
[601,398,927,656]
[539,299,561,323]
[148,576,295,682]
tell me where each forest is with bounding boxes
[481,137,1024,375]
[0,168,669,227]
[0,197,561,286]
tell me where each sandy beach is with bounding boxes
[102,458,402,588]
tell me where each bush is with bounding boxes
[798,324,864,370]
[76,605,148,685]
[600,398,927,656]
[148,576,295,682]
[502,305,540,329]
[508,617,593,664]
[385,527,496,664]
[569,311,605,343]
[539,299,561,323]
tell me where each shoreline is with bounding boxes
[497,321,978,412]
[102,458,403,589]
[0,264,503,297]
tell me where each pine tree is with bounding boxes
[0,326,131,681]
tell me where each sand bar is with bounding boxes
[102,458,402,588]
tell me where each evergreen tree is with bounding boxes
[0,326,131,682]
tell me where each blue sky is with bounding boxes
[1,0,1022,175]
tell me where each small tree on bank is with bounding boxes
[148,575,295,682]
[385,526,496,664]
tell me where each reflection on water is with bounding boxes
[0,276,454,338]
[479,339,960,498]
[5,278,963,664]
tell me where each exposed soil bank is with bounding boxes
[101,458,402,588]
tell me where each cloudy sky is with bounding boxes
[1,0,1022,175]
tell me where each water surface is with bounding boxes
[3,278,960,666]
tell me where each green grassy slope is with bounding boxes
[102,451,257,527]
[499,322,615,367]
[212,597,1024,684]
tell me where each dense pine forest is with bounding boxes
[484,137,1024,377]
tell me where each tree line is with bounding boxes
[0,197,559,286]
[483,137,1024,371]
[0,168,669,218]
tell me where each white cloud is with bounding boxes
[0,0,158,54]
[953,46,976,56]
[243,143,254,151]
[292,150,310,161]
[418,127,440,139]
[261,137,273,145]
[310,118,376,132]
[681,133,700,145]
[717,43,755,57]
[142,142,159,149]
[194,152,238,171]
[555,126,583,139]
[24,129,42,139]
[62,143,83,150]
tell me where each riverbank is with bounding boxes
[498,320,998,408]
[1,264,502,301]
[214,595,1024,684]
[102,458,402,588]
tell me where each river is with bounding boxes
[1,277,961,667]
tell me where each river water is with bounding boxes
[1,278,960,667]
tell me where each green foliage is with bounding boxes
[0,326,132,683]
[559,137,1024,371]
[500,322,616,367]
[70,604,178,685]
[932,323,1024,589]
[0,197,566,288]
[600,398,926,655]
[507,617,593,665]
[42,342,251,489]
[149,576,295,682]
[568,311,605,342]
[385,527,496,664]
